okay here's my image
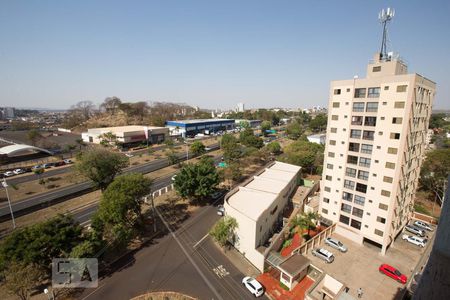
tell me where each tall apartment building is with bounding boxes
[319,52,435,254]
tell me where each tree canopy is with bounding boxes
[309,113,327,132]
[239,128,264,149]
[173,156,220,201]
[75,148,129,191]
[266,141,282,154]
[190,141,206,157]
[261,121,271,136]
[279,140,324,173]
[420,148,450,204]
[209,216,238,247]
[220,134,241,162]
[286,121,303,140]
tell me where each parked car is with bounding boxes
[217,205,225,216]
[379,264,407,284]
[41,163,53,169]
[325,237,348,253]
[311,248,335,263]
[3,171,14,177]
[13,169,25,175]
[211,190,226,200]
[54,161,66,167]
[413,220,433,232]
[402,234,427,248]
[32,165,43,171]
[125,153,134,158]
[63,159,73,164]
[242,277,264,297]
[404,224,425,237]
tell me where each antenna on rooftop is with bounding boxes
[378,7,395,61]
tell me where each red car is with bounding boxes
[379,264,407,284]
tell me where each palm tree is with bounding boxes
[291,211,320,236]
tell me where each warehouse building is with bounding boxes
[165,119,235,137]
[81,125,168,146]
[235,119,262,128]
[223,161,301,272]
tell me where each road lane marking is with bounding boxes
[213,265,229,278]
[193,234,209,248]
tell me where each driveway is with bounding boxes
[303,229,433,299]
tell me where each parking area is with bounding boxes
[304,226,434,299]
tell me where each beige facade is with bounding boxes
[319,53,435,254]
[82,125,169,145]
[224,161,301,271]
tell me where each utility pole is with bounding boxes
[150,194,157,233]
[2,179,16,229]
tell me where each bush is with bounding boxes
[279,282,290,291]
[282,239,292,249]
[414,203,430,215]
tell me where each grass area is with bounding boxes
[280,281,290,291]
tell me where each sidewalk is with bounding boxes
[212,241,260,277]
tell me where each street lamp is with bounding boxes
[1,179,16,229]
[44,288,55,300]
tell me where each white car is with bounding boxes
[13,168,25,175]
[312,248,335,263]
[242,277,264,297]
[402,234,427,248]
[217,205,225,216]
[413,220,433,232]
[125,153,134,158]
[325,237,347,253]
[63,159,73,164]
[3,171,14,177]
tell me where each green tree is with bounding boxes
[279,140,324,173]
[240,128,264,149]
[165,150,178,165]
[286,121,303,140]
[221,134,241,162]
[239,120,250,129]
[420,148,450,205]
[91,173,152,246]
[164,138,175,149]
[292,212,319,237]
[261,121,271,136]
[173,156,220,201]
[99,131,117,147]
[2,262,45,300]
[64,143,77,157]
[190,141,206,157]
[309,113,327,132]
[75,148,129,191]
[27,129,42,146]
[0,214,83,273]
[33,167,44,180]
[266,141,282,155]
[75,138,86,151]
[209,216,238,247]
[429,113,448,129]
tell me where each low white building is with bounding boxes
[82,125,168,145]
[224,161,301,272]
[307,134,326,145]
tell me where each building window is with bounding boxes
[390,132,401,140]
[345,167,357,177]
[368,87,380,98]
[350,129,362,139]
[360,144,373,154]
[270,205,278,215]
[322,208,328,214]
[339,214,350,225]
[354,88,366,98]
[396,85,407,92]
[394,101,405,108]
[323,197,330,204]
[346,88,350,92]
[356,183,367,193]
[324,186,331,192]
[383,176,393,183]
[351,116,363,125]
[344,180,355,190]
[385,162,395,169]
[392,117,403,124]
[332,115,339,121]
[381,190,391,197]
[358,170,369,181]
[373,66,381,72]
[342,192,353,202]
[387,147,398,154]
[377,216,386,224]
[354,195,365,206]
[327,163,333,170]
[352,207,364,218]
[341,203,352,213]
[382,101,387,105]
[331,127,337,133]
[350,219,362,230]
[359,157,371,168]
[379,203,388,210]
[328,152,335,158]
[362,130,375,140]
[333,102,340,108]
[384,86,389,90]
[326,175,332,181]
[374,229,384,237]
[349,142,360,152]
[352,102,365,112]
[378,131,383,136]
[347,155,358,165]
[364,116,377,126]
[366,102,379,112]
[334,89,341,95]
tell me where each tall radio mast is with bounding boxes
[378,7,395,60]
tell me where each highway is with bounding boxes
[0,144,219,221]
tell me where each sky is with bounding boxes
[0,0,449,110]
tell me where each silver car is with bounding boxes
[325,237,347,252]
[405,224,425,237]
[413,220,433,232]
[312,248,335,263]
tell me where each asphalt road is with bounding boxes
[0,144,219,220]
[79,202,268,300]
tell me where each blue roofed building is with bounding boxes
[165,119,235,137]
